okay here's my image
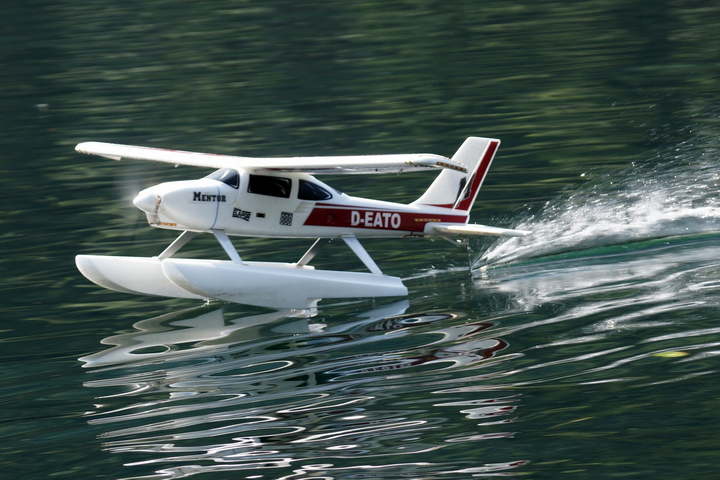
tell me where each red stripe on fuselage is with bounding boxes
[303,206,467,232]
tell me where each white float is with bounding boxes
[76,254,407,309]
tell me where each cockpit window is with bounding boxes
[206,168,240,189]
[298,179,333,201]
[248,174,291,198]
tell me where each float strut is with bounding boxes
[342,235,383,275]
[157,231,197,260]
[211,229,243,264]
[296,238,333,267]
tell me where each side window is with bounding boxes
[248,174,292,198]
[298,179,333,201]
[206,168,240,189]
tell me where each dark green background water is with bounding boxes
[2,1,720,478]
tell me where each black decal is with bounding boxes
[194,192,227,202]
[233,208,251,221]
[280,212,293,226]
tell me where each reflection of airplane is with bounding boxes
[75,137,528,308]
[81,302,518,478]
[81,301,508,389]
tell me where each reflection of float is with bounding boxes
[80,300,423,369]
[80,301,415,368]
[79,306,311,368]
[81,304,508,375]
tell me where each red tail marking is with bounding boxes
[453,140,498,211]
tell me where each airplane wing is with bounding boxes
[75,142,467,174]
[427,222,530,237]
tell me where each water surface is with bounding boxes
[2,1,720,478]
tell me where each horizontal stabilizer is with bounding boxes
[427,222,530,237]
[75,141,467,174]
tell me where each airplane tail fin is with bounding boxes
[411,137,500,212]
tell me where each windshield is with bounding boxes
[206,168,240,189]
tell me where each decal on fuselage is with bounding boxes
[351,210,401,229]
[280,212,293,226]
[193,192,226,202]
[232,208,251,221]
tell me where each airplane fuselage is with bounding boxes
[133,168,468,238]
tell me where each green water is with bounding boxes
[2,1,720,478]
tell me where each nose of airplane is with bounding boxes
[133,190,159,214]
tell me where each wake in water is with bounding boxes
[476,138,720,268]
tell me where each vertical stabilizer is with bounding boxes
[412,137,500,212]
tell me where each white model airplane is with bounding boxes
[75,136,529,308]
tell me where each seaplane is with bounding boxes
[75,136,529,308]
